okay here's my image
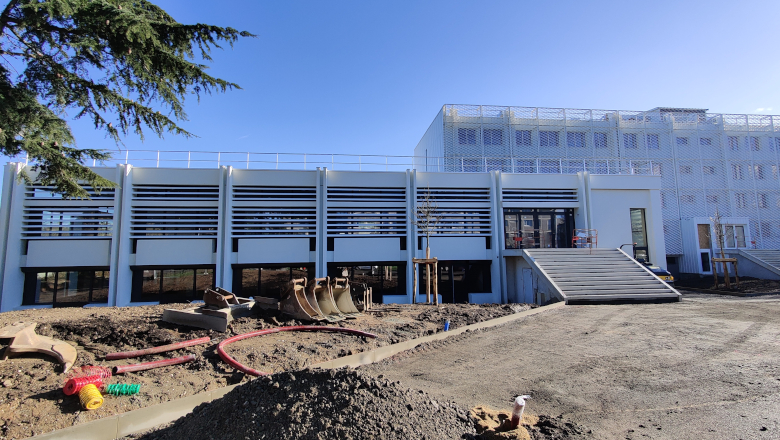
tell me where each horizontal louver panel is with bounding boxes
[232,208,316,237]
[25,185,115,200]
[22,207,114,238]
[130,207,218,237]
[233,186,316,201]
[133,185,219,201]
[502,189,577,203]
[417,188,491,236]
[327,187,407,236]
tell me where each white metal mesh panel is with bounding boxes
[661,189,679,219]
[731,191,757,218]
[752,162,780,189]
[751,136,776,161]
[758,219,780,248]
[676,159,703,189]
[701,160,728,189]
[673,130,699,159]
[750,219,761,248]
[537,108,565,126]
[663,219,683,255]
[677,190,703,218]
[723,114,748,131]
[698,133,724,159]
[511,125,537,157]
[727,161,755,189]
[704,190,731,217]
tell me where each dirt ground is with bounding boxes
[675,275,780,294]
[363,292,780,439]
[0,302,528,439]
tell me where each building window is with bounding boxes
[515,130,531,146]
[131,266,215,303]
[515,159,535,173]
[774,137,780,152]
[680,194,695,204]
[754,165,764,179]
[706,194,719,204]
[728,136,739,151]
[652,162,663,176]
[232,265,314,299]
[773,165,779,180]
[329,264,406,301]
[758,193,768,208]
[23,270,110,306]
[483,128,503,145]
[702,166,716,175]
[594,132,607,148]
[647,134,659,149]
[732,164,744,180]
[735,193,747,208]
[539,131,559,147]
[676,137,688,146]
[458,128,477,145]
[623,133,637,149]
[721,225,746,248]
[566,132,585,148]
[699,137,712,146]
[750,136,760,151]
[679,165,693,174]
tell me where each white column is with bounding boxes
[107,164,127,306]
[495,170,508,303]
[216,166,232,290]
[114,165,134,306]
[315,168,328,278]
[405,169,415,303]
[489,170,502,303]
[0,163,26,311]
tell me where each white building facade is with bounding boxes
[415,105,780,276]
[0,163,664,311]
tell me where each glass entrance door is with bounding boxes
[504,209,574,249]
[630,208,649,263]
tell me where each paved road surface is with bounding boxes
[366,293,780,439]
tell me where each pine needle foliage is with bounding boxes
[0,0,254,197]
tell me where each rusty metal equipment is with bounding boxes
[278,278,326,322]
[0,322,77,373]
[307,277,345,322]
[350,282,373,311]
[330,277,361,319]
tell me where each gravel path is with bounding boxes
[364,292,780,439]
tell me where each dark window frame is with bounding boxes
[22,267,110,306]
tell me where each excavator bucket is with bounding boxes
[307,277,345,322]
[279,278,326,322]
[0,322,77,373]
[351,282,373,311]
[330,277,361,318]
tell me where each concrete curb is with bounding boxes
[678,287,780,297]
[32,302,564,440]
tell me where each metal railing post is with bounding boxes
[385,156,388,171]
[217,152,221,168]
[156,150,159,168]
[304,153,306,170]
[246,152,250,169]
[187,151,191,169]
[276,153,279,170]
[125,150,129,164]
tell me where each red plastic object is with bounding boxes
[113,354,196,374]
[217,325,377,377]
[67,365,112,380]
[105,337,211,360]
[63,375,103,396]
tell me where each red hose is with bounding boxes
[106,337,211,360]
[113,354,196,374]
[217,325,377,377]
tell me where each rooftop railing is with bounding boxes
[10,150,661,176]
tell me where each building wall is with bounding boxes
[428,105,780,269]
[0,165,662,311]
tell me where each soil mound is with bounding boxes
[416,304,532,330]
[138,368,477,440]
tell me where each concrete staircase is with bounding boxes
[738,250,780,277]
[522,248,681,304]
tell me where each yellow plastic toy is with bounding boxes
[78,383,104,410]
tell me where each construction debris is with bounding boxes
[162,289,256,332]
[105,336,211,360]
[113,354,197,375]
[0,322,77,373]
[277,277,365,322]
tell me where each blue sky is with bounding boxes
[27,0,780,163]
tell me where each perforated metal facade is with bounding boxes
[415,105,780,255]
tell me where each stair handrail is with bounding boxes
[615,248,681,296]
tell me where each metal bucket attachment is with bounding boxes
[279,278,325,322]
[307,277,345,322]
[351,282,373,311]
[330,277,361,318]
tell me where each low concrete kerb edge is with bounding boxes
[31,301,564,440]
